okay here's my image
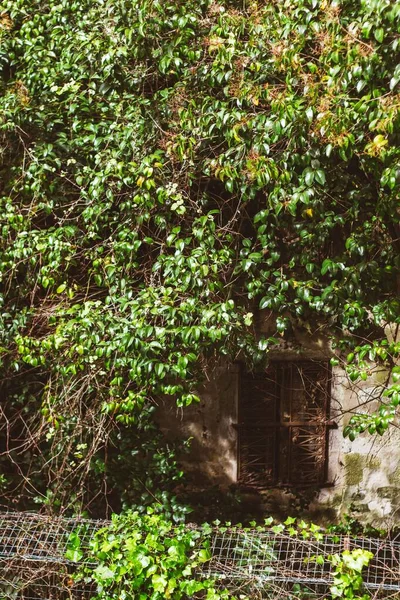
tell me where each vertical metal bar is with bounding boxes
[323,362,332,485]
[234,362,240,484]
[236,362,243,483]
[287,363,294,483]
[275,363,282,484]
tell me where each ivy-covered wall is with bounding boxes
[1,0,399,515]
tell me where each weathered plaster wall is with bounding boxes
[316,367,400,526]
[157,335,400,526]
[158,362,239,486]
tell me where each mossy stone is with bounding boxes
[388,465,400,486]
[373,368,390,384]
[344,453,365,486]
[366,456,381,470]
[377,486,400,505]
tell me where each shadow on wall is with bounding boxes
[156,362,239,487]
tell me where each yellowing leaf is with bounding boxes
[56,283,67,294]
[365,134,389,156]
[373,134,388,148]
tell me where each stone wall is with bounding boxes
[157,341,400,526]
[319,367,400,526]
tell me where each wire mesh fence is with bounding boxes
[0,513,399,599]
[205,529,400,598]
[0,512,106,563]
[0,512,107,599]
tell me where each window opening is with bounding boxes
[237,361,333,488]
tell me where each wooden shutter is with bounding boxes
[238,361,331,488]
[238,364,279,486]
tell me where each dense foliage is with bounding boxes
[75,510,228,600]
[0,0,399,512]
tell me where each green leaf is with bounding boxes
[304,170,314,187]
[326,143,333,157]
[315,169,326,185]
[306,263,315,274]
[56,283,67,294]
[198,548,211,562]
[259,296,271,310]
[152,574,167,592]
[321,259,331,275]
[65,532,83,563]
[94,565,115,580]
[225,180,234,193]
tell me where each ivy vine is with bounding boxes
[0,0,399,510]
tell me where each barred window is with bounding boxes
[237,361,333,488]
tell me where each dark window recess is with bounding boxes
[237,361,333,488]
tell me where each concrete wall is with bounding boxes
[157,336,400,526]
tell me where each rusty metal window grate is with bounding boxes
[237,361,333,488]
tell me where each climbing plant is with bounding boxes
[0,0,399,511]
